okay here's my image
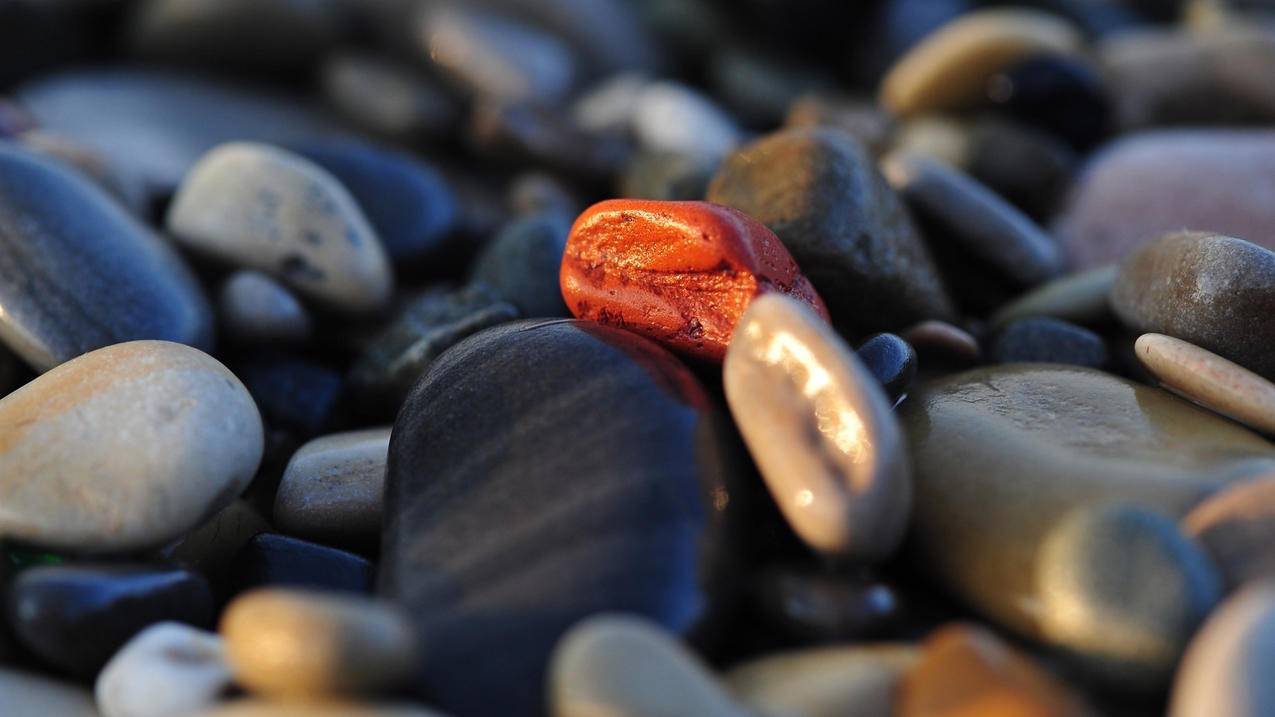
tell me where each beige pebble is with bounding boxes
[1136,333,1275,436]
[724,645,919,717]
[1169,580,1275,717]
[1183,475,1275,590]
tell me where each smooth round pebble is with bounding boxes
[1169,580,1275,717]
[0,668,98,716]
[725,645,919,717]
[855,333,917,402]
[218,271,312,345]
[1183,476,1275,590]
[633,80,742,164]
[470,212,571,318]
[1137,333,1275,436]
[273,427,392,548]
[899,320,981,367]
[96,622,231,717]
[989,265,1117,330]
[988,317,1107,368]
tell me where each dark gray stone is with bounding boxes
[989,317,1107,368]
[855,333,917,402]
[470,212,570,318]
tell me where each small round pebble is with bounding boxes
[855,333,918,402]
[95,622,232,717]
[274,427,392,548]
[219,270,312,345]
[988,317,1107,368]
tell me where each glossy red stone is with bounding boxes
[560,199,830,361]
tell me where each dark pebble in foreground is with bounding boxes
[988,317,1107,368]
[228,533,373,596]
[382,319,749,716]
[855,333,918,402]
[7,564,212,679]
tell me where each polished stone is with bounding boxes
[95,622,231,717]
[274,428,392,548]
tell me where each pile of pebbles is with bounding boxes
[3,0,1275,715]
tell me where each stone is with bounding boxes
[571,73,649,135]
[880,8,1083,117]
[707,128,955,337]
[228,534,373,596]
[0,341,262,551]
[7,564,214,679]
[95,622,231,717]
[897,624,1092,716]
[221,589,415,699]
[855,333,917,402]
[0,668,98,716]
[470,212,571,318]
[1111,232,1275,381]
[986,55,1110,150]
[195,701,444,717]
[549,614,744,717]
[632,80,742,165]
[619,151,715,202]
[1137,333,1275,436]
[218,271,311,346]
[382,320,749,715]
[561,199,828,362]
[1169,580,1275,717]
[348,285,519,414]
[1056,131,1275,268]
[784,93,896,156]
[0,144,213,371]
[468,99,633,182]
[507,172,580,219]
[708,46,835,128]
[882,151,1063,308]
[901,366,1272,683]
[167,142,393,314]
[844,0,972,87]
[963,117,1077,221]
[988,318,1107,368]
[485,0,659,77]
[748,569,902,643]
[160,500,270,583]
[726,645,919,717]
[320,52,459,144]
[16,129,151,215]
[899,320,981,367]
[273,428,392,548]
[724,294,911,559]
[293,141,458,264]
[1182,476,1275,589]
[989,265,1118,330]
[233,352,344,437]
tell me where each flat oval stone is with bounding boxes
[221,589,415,699]
[1182,476,1275,590]
[273,428,392,549]
[471,212,571,318]
[167,142,393,315]
[880,8,1083,116]
[0,144,213,371]
[228,534,373,596]
[1056,131,1275,268]
[901,365,1275,660]
[561,199,828,362]
[1170,581,1275,717]
[989,265,1117,330]
[707,128,955,337]
[381,320,749,715]
[549,614,743,717]
[95,622,231,717]
[7,564,213,679]
[0,668,98,716]
[988,317,1107,368]
[1111,232,1275,381]
[725,294,911,560]
[1137,333,1275,436]
[856,333,917,402]
[725,645,919,717]
[0,340,262,551]
[219,271,311,346]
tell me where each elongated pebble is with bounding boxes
[989,265,1117,330]
[725,645,919,717]
[1136,333,1275,436]
[1183,476,1275,590]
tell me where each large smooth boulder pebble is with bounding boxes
[988,317,1107,368]
[273,427,392,548]
[989,265,1117,330]
[167,142,393,314]
[218,271,311,345]
[725,645,919,717]
[724,294,911,560]
[7,564,214,679]
[0,341,262,551]
[381,320,749,715]
[548,614,744,717]
[708,128,954,336]
[1111,232,1275,382]
[0,144,212,371]
[95,622,232,717]
[1170,581,1275,717]
[0,668,99,716]
[221,589,416,699]
[879,8,1082,116]
[1137,333,1275,436]
[1183,477,1275,590]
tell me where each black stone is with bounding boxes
[232,352,344,437]
[228,533,372,596]
[989,317,1108,368]
[0,144,213,371]
[6,564,212,678]
[988,55,1111,151]
[470,212,571,318]
[855,333,917,402]
[381,319,749,716]
[964,117,1077,221]
[748,568,901,644]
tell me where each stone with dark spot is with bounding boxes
[988,317,1107,368]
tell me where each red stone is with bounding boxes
[560,199,830,361]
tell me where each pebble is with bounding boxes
[381,320,749,715]
[1036,503,1223,690]
[293,141,458,265]
[232,352,344,437]
[1169,580,1275,717]
[901,365,1275,675]
[160,500,271,582]
[561,199,828,361]
[1182,476,1275,590]
[897,623,1092,716]
[725,645,919,717]
[962,116,1077,221]
[0,667,99,716]
[1056,130,1275,268]
[470,212,571,318]
[195,701,444,717]
[484,0,658,78]
[855,333,918,402]
[784,93,896,157]
[709,45,834,127]
[986,55,1110,150]
[468,99,633,182]
[218,271,312,346]
[879,8,1083,117]
[348,285,520,415]
[95,622,232,717]
[167,142,394,314]
[571,73,649,135]
[707,128,955,336]
[1111,232,1275,381]
[319,53,459,145]
[618,151,714,202]
[0,144,213,371]
[228,534,373,596]
[899,320,981,368]
[632,80,742,164]
[989,265,1118,330]
[273,428,392,549]
[0,341,261,551]
[548,614,744,717]
[221,589,415,699]
[1137,333,1275,436]
[16,128,151,215]
[988,317,1107,368]
[724,294,911,560]
[7,564,214,679]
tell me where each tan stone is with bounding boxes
[1137,333,1275,436]
[725,645,918,717]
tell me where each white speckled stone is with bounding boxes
[725,645,919,717]
[1170,580,1275,717]
[96,622,232,717]
[273,427,391,546]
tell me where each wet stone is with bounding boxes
[273,427,392,550]
[228,533,373,597]
[856,333,918,402]
[470,212,571,318]
[988,317,1107,368]
[95,622,232,717]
